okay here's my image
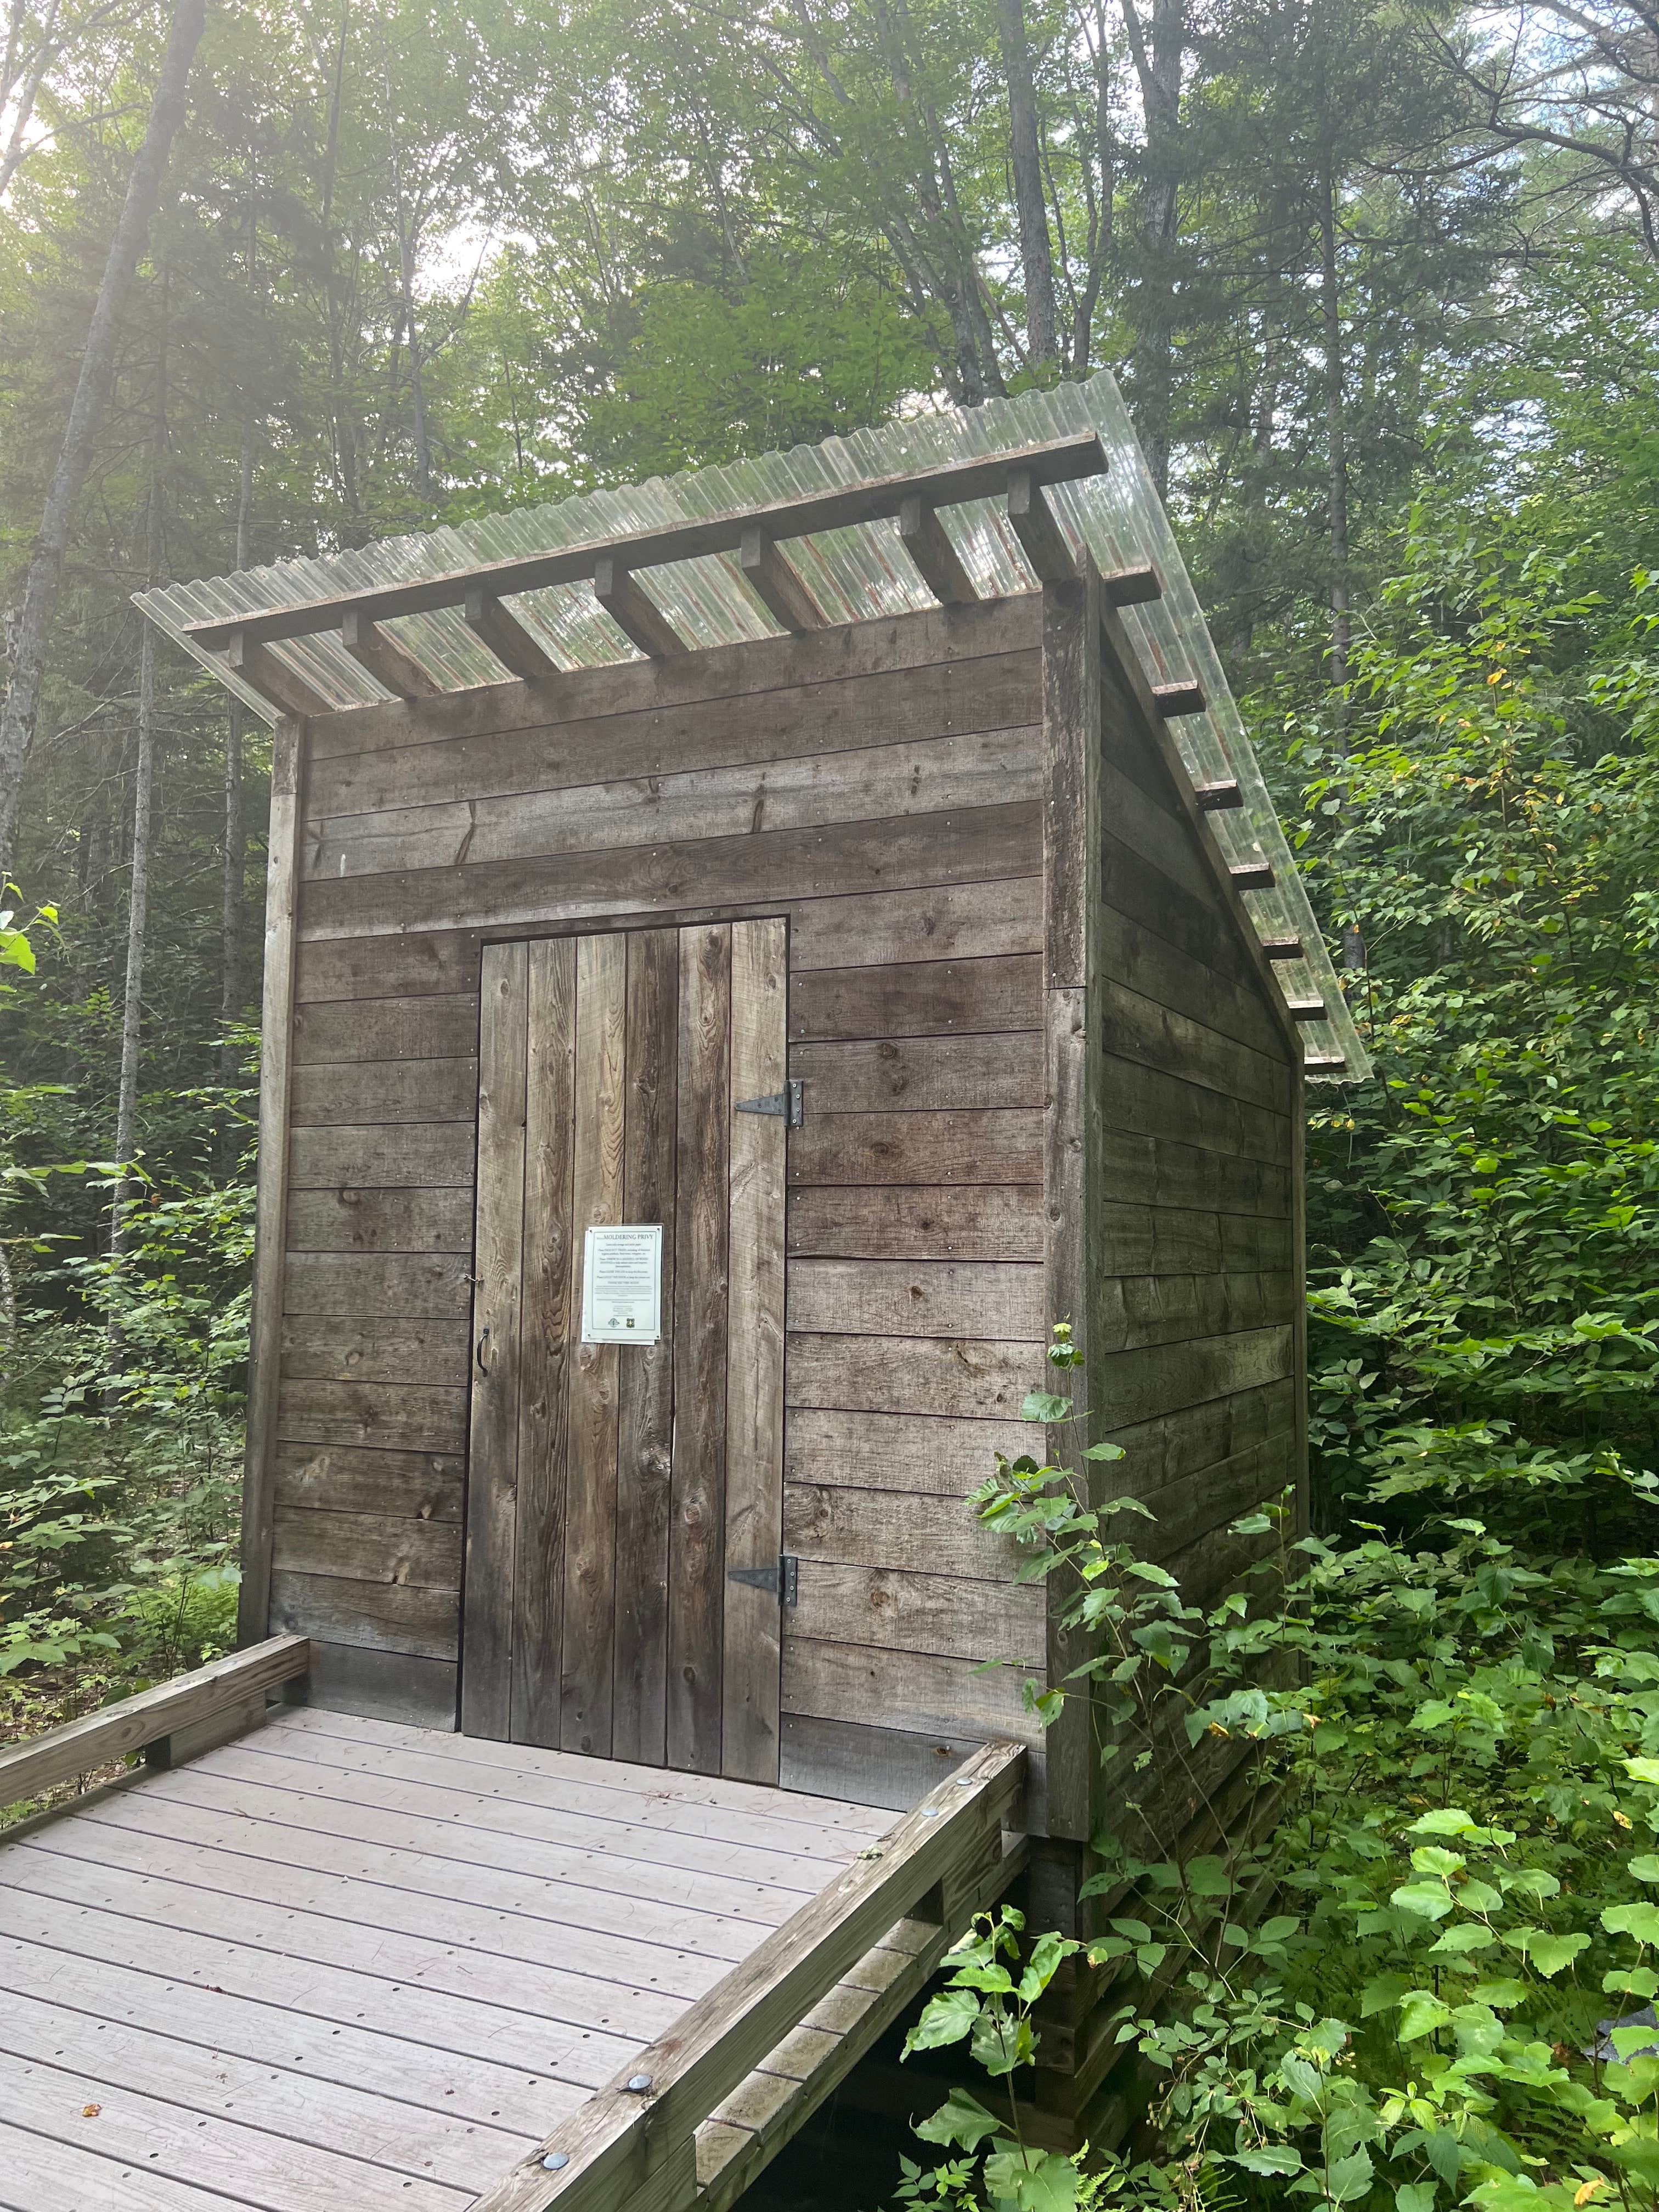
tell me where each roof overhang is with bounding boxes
[136,373,1371,1081]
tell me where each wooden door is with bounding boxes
[461,919,788,1784]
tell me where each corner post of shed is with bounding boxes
[238,711,306,1649]
[1040,555,1104,1847]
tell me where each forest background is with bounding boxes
[0,2,1657,2205]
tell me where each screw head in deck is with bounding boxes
[625,2074,653,2093]
[541,2152,569,2171]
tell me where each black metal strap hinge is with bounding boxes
[735,1079,802,1128]
[727,1554,799,1606]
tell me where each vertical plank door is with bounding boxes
[461,922,789,1781]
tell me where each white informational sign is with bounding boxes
[581,1224,663,1345]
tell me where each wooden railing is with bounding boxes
[0,1634,310,1811]
[467,1737,1027,2212]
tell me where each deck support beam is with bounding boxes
[470,1740,1026,2212]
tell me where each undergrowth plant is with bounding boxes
[896,1340,1659,2212]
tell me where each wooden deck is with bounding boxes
[0,1706,1015,2211]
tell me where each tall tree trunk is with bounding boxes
[1320,161,1351,697]
[1122,0,1184,498]
[112,284,170,1267]
[219,407,252,1159]
[996,0,1058,374]
[0,0,204,884]
[111,620,156,1265]
[382,43,432,500]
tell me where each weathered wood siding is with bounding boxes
[271,602,1052,1745]
[1089,641,1302,1849]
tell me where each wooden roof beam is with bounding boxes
[898,494,978,605]
[225,631,331,719]
[1194,778,1242,810]
[1152,678,1206,718]
[738,527,826,634]
[1229,860,1276,891]
[1261,934,1304,960]
[1006,466,1075,583]
[1102,564,1163,607]
[464,589,563,682]
[187,430,1108,653]
[1287,997,1328,1022]
[340,609,443,700]
[594,554,688,659]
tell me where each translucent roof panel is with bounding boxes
[136,371,1369,1082]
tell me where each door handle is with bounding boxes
[476,1325,490,1378]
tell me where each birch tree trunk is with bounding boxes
[0,0,205,885]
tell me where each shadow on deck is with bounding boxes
[0,1703,1024,2211]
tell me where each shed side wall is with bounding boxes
[265,604,1053,1784]
[1091,646,1302,1856]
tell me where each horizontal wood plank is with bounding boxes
[307,730,1040,881]
[790,955,1041,1042]
[269,1570,461,1658]
[782,1639,1039,1741]
[297,930,482,1003]
[287,1184,474,1253]
[294,993,479,1064]
[780,1717,982,1814]
[790,1562,1043,1664]
[1098,978,1291,1114]
[1099,1051,1290,1169]
[276,1379,469,1452]
[786,1183,1042,1261]
[308,600,1040,762]
[273,1441,464,1520]
[1101,1127,1292,1217]
[298,804,1040,943]
[791,1031,1042,1113]
[280,1318,468,1386]
[291,1056,479,1126]
[788,877,1041,972]
[788,1258,1044,1341]
[788,1108,1043,1188]
[1096,1200,1295,1278]
[289,1122,475,1189]
[784,1408,1038,1495]
[298,1641,459,1726]
[271,1506,462,1589]
[283,1249,474,1319]
[785,1333,1046,1419]
[1090,1327,1295,1431]
[1099,904,1287,1061]
[1100,1376,1299,1489]
[1093,1269,1298,1354]
[785,1482,1024,1582]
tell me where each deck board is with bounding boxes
[0,1709,900,2212]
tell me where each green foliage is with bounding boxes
[1259,488,1659,1541]
[0,1171,249,1786]
[899,1319,1659,2212]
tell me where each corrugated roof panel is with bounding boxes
[136,371,1369,1080]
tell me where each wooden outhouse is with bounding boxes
[129,376,1368,2160]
